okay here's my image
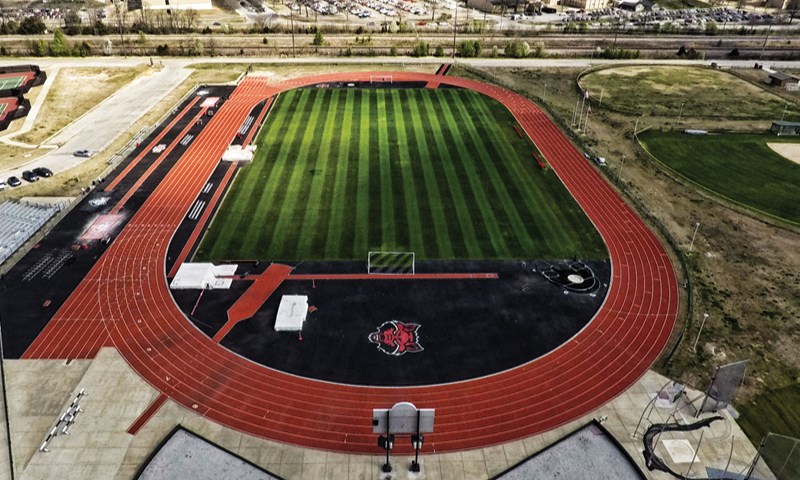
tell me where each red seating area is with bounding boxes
[22,73,678,454]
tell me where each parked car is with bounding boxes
[33,167,53,178]
[7,176,21,187]
[73,149,92,157]
[594,156,607,166]
[22,170,40,182]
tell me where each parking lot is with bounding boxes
[561,7,778,29]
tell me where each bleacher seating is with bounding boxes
[0,200,59,265]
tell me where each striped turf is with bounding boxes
[195,88,607,262]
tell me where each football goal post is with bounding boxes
[368,251,415,275]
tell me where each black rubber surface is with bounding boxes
[178,259,610,386]
[0,85,235,358]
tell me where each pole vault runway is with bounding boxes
[21,72,679,453]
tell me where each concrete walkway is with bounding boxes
[0,61,192,180]
[3,349,767,480]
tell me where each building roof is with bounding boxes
[769,71,799,82]
[491,420,646,480]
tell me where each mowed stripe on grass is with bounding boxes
[640,131,800,225]
[195,88,607,261]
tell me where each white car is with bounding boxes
[73,149,93,158]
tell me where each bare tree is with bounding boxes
[154,10,167,31]
[168,8,181,31]
[183,8,198,30]
[137,5,153,31]
[786,0,800,24]
[111,0,129,52]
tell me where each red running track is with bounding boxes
[23,73,678,453]
[217,264,294,342]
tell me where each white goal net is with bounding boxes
[367,251,415,275]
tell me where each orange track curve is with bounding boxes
[23,73,679,454]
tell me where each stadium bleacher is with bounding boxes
[0,200,60,265]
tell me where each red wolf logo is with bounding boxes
[368,320,423,356]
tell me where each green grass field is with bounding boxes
[639,131,800,225]
[196,88,606,262]
[739,384,800,479]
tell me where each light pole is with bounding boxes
[0,318,14,479]
[760,22,772,60]
[633,115,641,139]
[688,222,700,252]
[572,94,580,126]
[618,154,625,180]
[678,101,686,123]
[781,103,789,122]
[289,2,296,58]
[693,313,709,353]
[452,0,458,60]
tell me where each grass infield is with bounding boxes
[196,88,606,262]
[639,131,800,225]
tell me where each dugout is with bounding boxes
[766,71,799,88]
[771,121,800,136]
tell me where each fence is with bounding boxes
[750,433,800,480]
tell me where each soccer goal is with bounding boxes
[369,75,394,84]
[368,251,415,275]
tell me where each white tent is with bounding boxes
[274,295,308,332]
[170,263,238,290]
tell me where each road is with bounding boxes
[1,55,799,182]
[0,59,191,181]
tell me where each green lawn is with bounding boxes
[739,384,800,480]
[196,88,606,262]
[639,131,800,225]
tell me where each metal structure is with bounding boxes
[750,432,800,480]
[697,360,748,416]
[373,402,434,473]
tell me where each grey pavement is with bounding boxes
[0,60,191,180]
[2,347,769,480]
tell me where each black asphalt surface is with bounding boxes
[178,259,610,386]
[0,85,235,358]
